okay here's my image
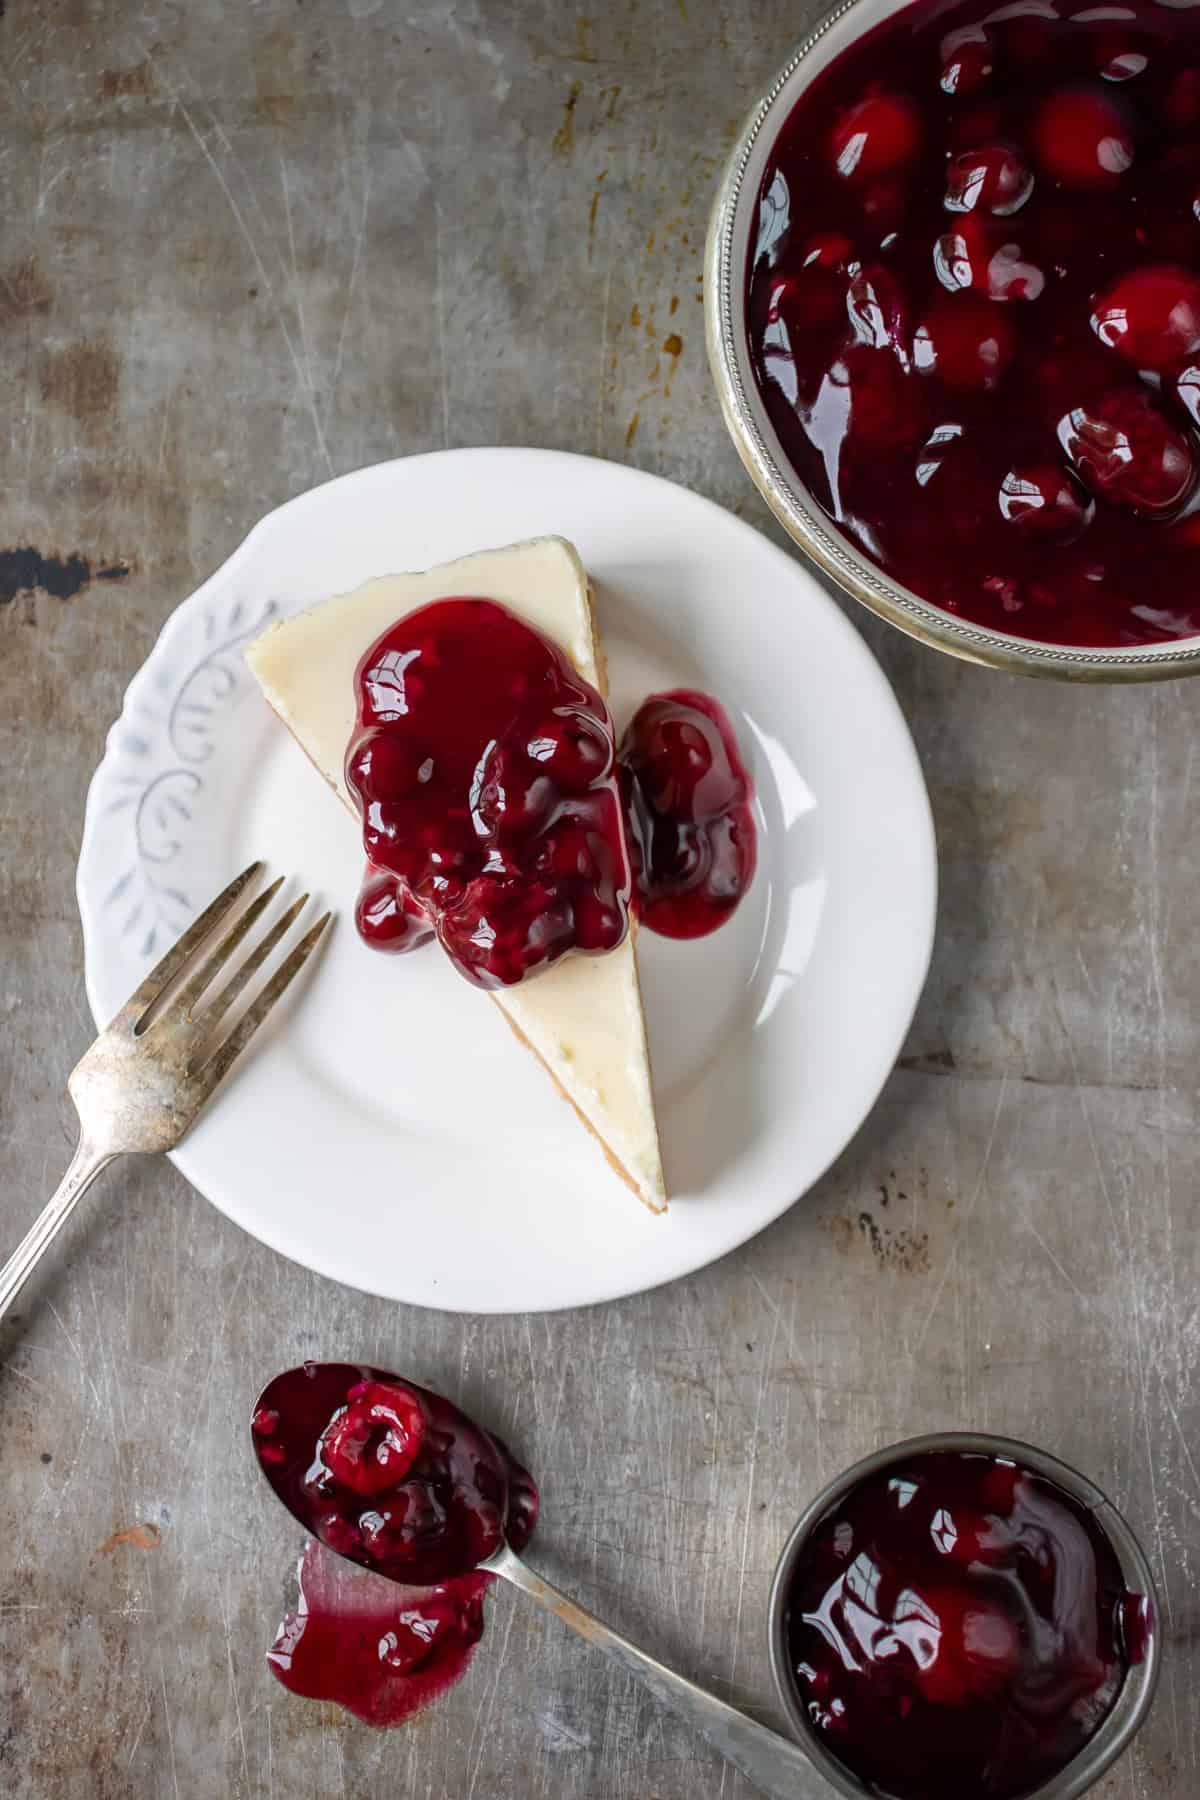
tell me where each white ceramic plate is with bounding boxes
[77,448,936,1313]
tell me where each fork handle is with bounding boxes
[0,1137,116,1323]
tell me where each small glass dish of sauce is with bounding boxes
[767,1432,1159,1800]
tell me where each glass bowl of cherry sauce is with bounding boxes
[707,0,1200,678]
[767,1433,1159,1800]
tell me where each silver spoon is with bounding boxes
[474,1535,830,1799]
[255,1379,830,1800]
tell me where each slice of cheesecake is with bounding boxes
[246,536,667,1213]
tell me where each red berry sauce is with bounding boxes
[253,1363,537,1728]
[619,690,757,940]
[747,0,1200,646]
[346,599,632,988]
[253,1363,537,1584]
[347,600,757,967]
[268,1539,492,1728]
[783,1448,1151,1799]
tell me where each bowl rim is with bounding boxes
[704,0,1200,682]
[764,1429,1163,1800]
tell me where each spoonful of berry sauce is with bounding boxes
[252,1361,828,1796]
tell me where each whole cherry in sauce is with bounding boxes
[940,25,993,100]
[1057,387,1195,517]
[1031,87,1134,187]
[1091,265,1200,373]
[346,598,632,989]
[945,144,1033,218]
[747,0,1200,646]
[784,1449,1150,1800]
[254,1363,538,1728]
[830,93,922,182]
[253,1362,537,1585]
[998,464,1094,545]
[619,690,757,940]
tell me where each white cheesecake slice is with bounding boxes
[245,536,667,1213]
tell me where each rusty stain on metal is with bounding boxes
[99,62,155,99]
[552,80,582,156]
[100,1523,162,1554]
[0,254,52,327]
[587,170,607,259]
[38,337,122,441]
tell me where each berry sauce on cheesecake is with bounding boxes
[254,1363,537,1727]
[347,598,632,988]
[783,1447,1151,1798]
[346,598,757,973]
[747,0,1200,646]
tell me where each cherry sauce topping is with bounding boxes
[346,598,632,989]
[784,1448,1151,1800]
[347,599,757,967]
[252,1362,537,1586]
[619,689,757,940]
[747,0,1200,646]
[254,1363,538,1729]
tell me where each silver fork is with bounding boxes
[0,862,332,1325]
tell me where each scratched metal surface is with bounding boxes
[0,0,1196,1794]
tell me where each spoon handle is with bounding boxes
[488,1543,830,1800]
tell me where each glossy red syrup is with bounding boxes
[784,1449,1150,1799]
[268,1539,491,1727]
[747,0,1200,646]
[346,599,631,988]
[348,600,757,969]
[619,690,757,939]
[253,1363,537,1729]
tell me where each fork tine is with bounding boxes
[114,861,264,1030]
[188,912,332,1090]
[193,891,309,1034]
[171,876,285,1021]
